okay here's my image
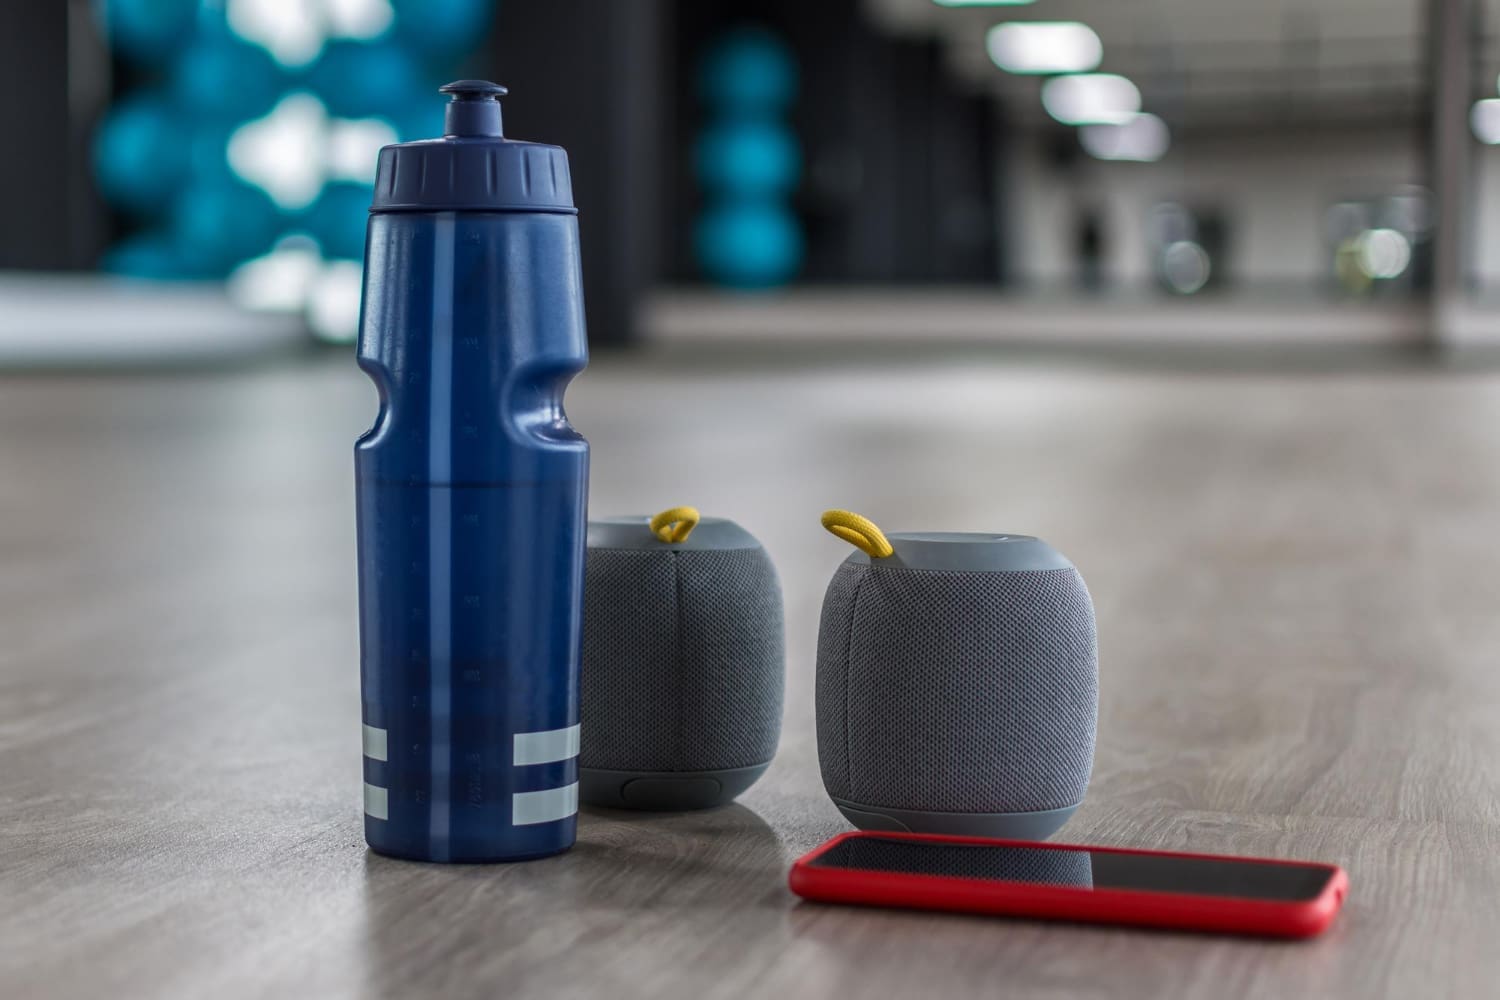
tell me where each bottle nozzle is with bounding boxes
[439,80,507,138]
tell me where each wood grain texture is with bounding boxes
[3,353,1500,998]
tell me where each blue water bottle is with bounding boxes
[355,81,589,862]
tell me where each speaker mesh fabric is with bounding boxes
[816,563,1097,814]
[581,547,784,772]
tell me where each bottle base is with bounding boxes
[366,840,574,864]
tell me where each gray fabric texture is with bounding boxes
[581,547,784,772]
[816,562,1097,814]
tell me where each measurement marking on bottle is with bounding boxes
[512,782,578,826]
[362,724,388,762]
[513,724,581,766]
[363,783,389,821]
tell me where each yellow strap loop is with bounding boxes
[821,509,894,558]
[650,506,701,543]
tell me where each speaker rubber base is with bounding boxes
[580,763,771,811]
[831,797,1081,840]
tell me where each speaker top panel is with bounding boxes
[588,516,763,552]
[842,532,1075,573]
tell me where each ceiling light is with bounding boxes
[1041,73,1140,125]
[1080,112,1169,161]
[1161,241,1210,294]
[1357,229,1411,280]
[986,22,1101,75]
[1472,99,1500,144]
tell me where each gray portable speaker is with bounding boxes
[580,515,784,810]
[815,530,1098,839]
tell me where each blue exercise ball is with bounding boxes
[101,231,190,280]
[308,41,426,119]
[695,120,800,198]
[98,0,198,64]
[187,119,241,183]
[304,181,375,260]
[170,178,281,276]
[390,0,493,56]
[93,91,189,216]
[171,27,283,122]
[694,202,803,288]
[699,27,798,113]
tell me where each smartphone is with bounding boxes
[789,831,1347,939]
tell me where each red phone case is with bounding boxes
[788,831,1347,939]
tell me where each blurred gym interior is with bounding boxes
[4,2,1500,998]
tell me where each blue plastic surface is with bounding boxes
[356,84,589,863]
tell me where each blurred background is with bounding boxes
[3,0,1500,360]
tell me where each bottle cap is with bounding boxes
[369,81,575,214]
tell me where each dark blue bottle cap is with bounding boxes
[370,81,575,214]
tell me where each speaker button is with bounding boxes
[620,777,723,810]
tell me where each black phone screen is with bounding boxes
[808,837,1335,902]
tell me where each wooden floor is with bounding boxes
[3,350,1500,998]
